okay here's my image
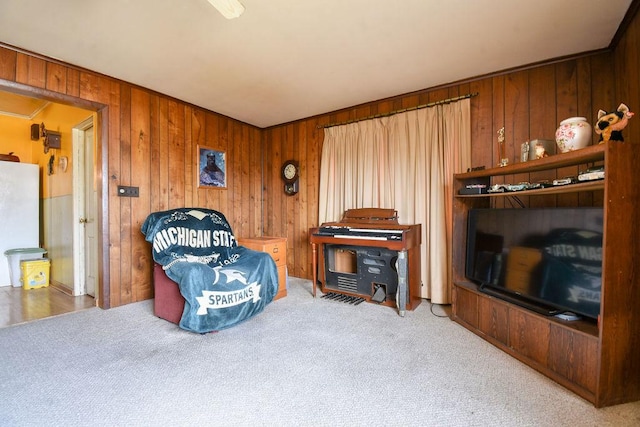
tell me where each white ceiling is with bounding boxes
[0,0,632,128]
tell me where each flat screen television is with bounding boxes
[465,208,603,320]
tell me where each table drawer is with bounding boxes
[262,241,286,266]
[238,237,287,266]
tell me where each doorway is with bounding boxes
[0,88,106,325]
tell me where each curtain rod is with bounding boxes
[318,92,478,129]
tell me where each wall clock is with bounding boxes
[281,160,299,195]
[281,160,299,183]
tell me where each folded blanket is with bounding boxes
[141,208,278,333]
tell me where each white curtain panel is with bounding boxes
[318,98,470,303]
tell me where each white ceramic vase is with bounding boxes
[555,117,592,153]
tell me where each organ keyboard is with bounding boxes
[309,208,422,316]
[314,225,405,241]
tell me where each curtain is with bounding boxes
[318,98,470,304]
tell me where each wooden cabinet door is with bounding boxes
[548,325,598,394]
[478,297,509,345]
[452,285,479,329]
[508,309,550,366]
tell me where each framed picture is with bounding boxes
[197,145,227,189]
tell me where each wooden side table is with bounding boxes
[238,236,287,300]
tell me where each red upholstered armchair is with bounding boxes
[153,262,184,325]
[141,208,279,333]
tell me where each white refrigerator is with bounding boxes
[0,161,40,286]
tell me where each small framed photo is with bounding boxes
[197,145,227,189]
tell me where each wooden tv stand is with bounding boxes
[450,143,640,407]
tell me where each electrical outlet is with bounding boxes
[117,185,139,197]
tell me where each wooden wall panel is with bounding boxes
[505,70,531,197]
[527,64,557,208]
[183,107,194,207]
[615,4,640,144]
[168,100,186,208]
[296,121,309,277]
[45,62,67,94]
[490,76,506,209]
[575,57,596,208]
[66,68,80,98]
[253,128,263,237]
[230,122,243,233]
[555,60,581,207]
[284,123,297,271]
[305,116,325,277]
[107,84,130,308]
[149,95,164,211]
[16,53,45,88]
[0,47,16,80]
[130,88,152,302]
[190,108,206,208]
[469,78,493,170]
[264,126,282,238]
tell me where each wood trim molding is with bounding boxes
[610,0,640,49]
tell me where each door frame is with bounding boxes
[0,80,110,308]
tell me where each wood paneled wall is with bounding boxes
[263,50,622,279]
[1,2,638,307]
[0,45,263,309]
[615,2,640,144]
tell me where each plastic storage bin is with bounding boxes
[21,258,50,289]
[4,248,47,287]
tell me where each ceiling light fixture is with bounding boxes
[207,0,245,19]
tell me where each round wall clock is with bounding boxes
[281,160,299,183]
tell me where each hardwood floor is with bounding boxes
[0,284,95,328]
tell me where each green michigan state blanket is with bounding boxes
[141,208,278,333]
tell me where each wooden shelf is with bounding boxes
[456,144,605,179]
[451,141,640,408]
[456,180,604,198]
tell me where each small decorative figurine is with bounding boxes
[534,141,549,159]
[520,142,530,162]
[595,103,634,143]
[497,127,508,167]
